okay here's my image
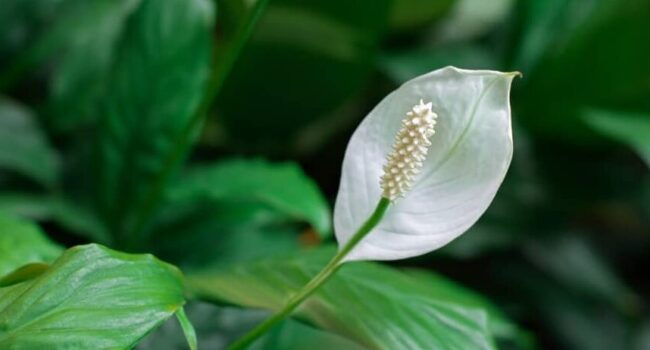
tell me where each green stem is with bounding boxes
[227,197,391,350]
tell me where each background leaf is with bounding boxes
[583,109,650,167]
[522,234,639,312]
[0,244,185,349]
[188,247,522,349]
[0,0,139,91]
[139,302,365,350]
[46,0,141,132]
[94,0,214,244]
[0,214,62,277]
[0,97,59,188]
[388,0,454,32]
[149,159,329,269]
[168,159,331,237]
[213,0,391,154]
[150,199,303,269]
[512,0,650,141]
[0,194,110,243]
[436,0,515,42]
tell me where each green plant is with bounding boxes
[1,0,648,349]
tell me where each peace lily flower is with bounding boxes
[334,66,518,261]
[229,66,518,349]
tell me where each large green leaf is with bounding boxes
[583,109,650,168]
[215,0,391,154]
[189,247,520,349]
[168,159,331,236]
[403,269,522,341]
[47,0,141,132]
[0,97,60,188]
[0,244,185,349]
[0,214,62,277]
[95,0,213,243]
[0,0,140,130]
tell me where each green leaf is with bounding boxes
[523,234,639,312]
[0,244,185,349]
[215,0,391,154]
[168,159,331,236]
[95,0,214,242]
[261,319,366,350]
[436,0,515,42]
[510,0,601,73]
[151,199,302,269]
[0,263,50,287]
[403,269,521,341]
[0,0,53,59]
[0,194,111,244]
[501,263,632,350]
[189,247,513,349]
[0,0,139,91]
[152,159,328,269]
[0,0,141,130]
[583,109,650,168]
[388,0,454,32]
[0,214,62,277]
[139,302,364,350]
[0,97,60,188]
[47,0,142,132]
[514,0,650,141]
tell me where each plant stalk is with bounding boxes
[227,197,391,350]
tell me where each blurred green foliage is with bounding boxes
[0,0,649,349]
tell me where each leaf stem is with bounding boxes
[227,197,391,350]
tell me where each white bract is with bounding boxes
[334,66,517,261]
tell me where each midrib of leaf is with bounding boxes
[125,0,271,247]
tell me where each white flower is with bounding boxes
[334,66,518,262]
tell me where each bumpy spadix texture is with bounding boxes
[380,100,437,200]
[334,66,517,262]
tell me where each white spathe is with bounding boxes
[334,66,517,262]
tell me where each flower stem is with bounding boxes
[227,197,391,350]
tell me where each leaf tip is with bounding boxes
[505,71,523,79]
